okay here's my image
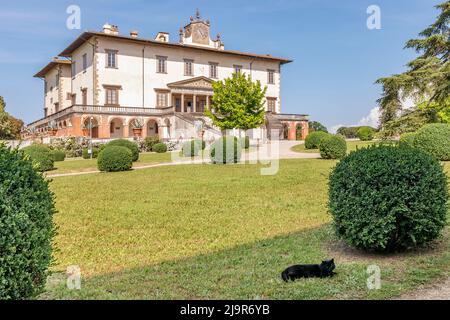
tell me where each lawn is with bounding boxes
[42,159,450,299]
[291,140,377,154]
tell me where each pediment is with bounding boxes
[167,76,213,90]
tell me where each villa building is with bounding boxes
[27,11,308,142]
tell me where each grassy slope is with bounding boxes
[291,140,376,154]
[43,160,450,299]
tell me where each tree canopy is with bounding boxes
[376,1,449,134]
[0,96,24,140]
[308,121,328,133]
[205,72,267,133]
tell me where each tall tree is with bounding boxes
[376,1,449,129]
[205,72,267,135]
[308,121,328,133]
[0,96,24,140]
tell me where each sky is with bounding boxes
[0,0,442,131]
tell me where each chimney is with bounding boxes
[155,32,169,43]
[103,23,119,35]
[130,30,139,38]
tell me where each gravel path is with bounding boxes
[395,277,450,300]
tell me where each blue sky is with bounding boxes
[0,0,442,130]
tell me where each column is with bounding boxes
[206,95,210,110]
[181,93,184,113]
[193,94,197,113]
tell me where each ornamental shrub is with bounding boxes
[329,145,448,252]
[22,144,54,172]
[97,146,133,172]
[105,139,139,161]
[0,144,56,299]
[305,131,329,149]
[210,136,242,164]
[239,136,250,149]
[82,147,99,159]
[182,140,200,157]
[413,123,450,161]
[51,149,66,162]
[141,136,160,152]
[152,142,167,153]
[399,132,416,148]
[357,126,375,141]
[319,135,347,159]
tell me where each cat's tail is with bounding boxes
[281,270,289,282]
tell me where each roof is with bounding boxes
[34,59,71,78]
[58,31,293,64]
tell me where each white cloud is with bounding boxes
[358,107,380,128]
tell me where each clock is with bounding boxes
[192,24,209,44]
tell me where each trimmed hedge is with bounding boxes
[357,126,375,141]
[319,135,347,159]
[0,144,56,299]
[142,136,160,152]
[82,147,99,159]
[51,149,66,162]
[182,140,200,157]
[105,139,139,161]
[97,146,133,172]
[305,131,329,149]
[210,136,242,164]
[240,136,250,149]
[329,145,448,252]
[22,144,54,172]
[399,132,416,148]
[413,123,450,161]
[152,142,167,153]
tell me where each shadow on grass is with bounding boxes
[41,224,449,300]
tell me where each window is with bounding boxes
[156,56,167,73]
[104,87,119,105]
[233,65,242,74]
[156,91,168,107]
[267,69,275,84]
[82,88,87,105]
[55,73,59,85]
[54,103,59,113]
[267,97,277,113]
[184,59,193,76]
[106,50,118,68]
[82,53,87,71]
[44,81,48,93]
[209,62,218,78]
[71,94,76,106]
[71,61,76,78]
[44,108,48,117]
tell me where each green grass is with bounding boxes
[291,140,377,154]
[41,159,450,299]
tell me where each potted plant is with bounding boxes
[131,118,144,137]
[47,120,58,136]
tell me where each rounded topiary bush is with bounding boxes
[51,149,66,162]
[82,147,99,159]
[210,136,242,164]
[357,126,375,141]
[22,144,54,172]
[105,139,139,161]
[152,142,167,153]
[329,145,448,252]
[413,123,450,161]
[240,136,250,149]
[97,146,133,172]
[182,140,200,157]
[319,135,347,159]
[305,131,329,149]
[399,132,416,148]
[0,144,56,299]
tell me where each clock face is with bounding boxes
[196,26,207,39]
[193,24,209,44]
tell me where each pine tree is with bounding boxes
[376,1,449,129]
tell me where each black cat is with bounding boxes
[281,259,336,282]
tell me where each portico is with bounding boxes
[168,76,213,113]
